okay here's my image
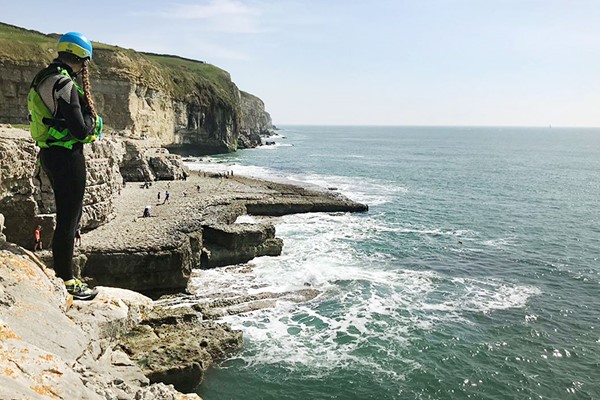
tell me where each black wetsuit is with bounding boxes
[36,60,96,281]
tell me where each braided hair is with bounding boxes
[57,52,97,120]
[80,60,97,120]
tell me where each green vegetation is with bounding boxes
[144,53,237,103]
[0,21,239,106]
[0,23,51,43]
[0,22,55,63]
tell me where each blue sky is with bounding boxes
[3,0,600,126]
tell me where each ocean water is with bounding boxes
[186,126,600,400]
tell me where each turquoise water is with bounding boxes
[191,126,600,399]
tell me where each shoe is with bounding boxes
[65,279,98,301]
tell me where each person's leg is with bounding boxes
[40,148,86,281]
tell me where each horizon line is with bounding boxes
[274,123,600,129]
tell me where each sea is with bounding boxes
[183,126,600,400]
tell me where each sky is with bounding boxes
[3,0,600,127]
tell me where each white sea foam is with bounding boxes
[482,237,517,249]
[235,214,259,224]
[286,173,405,206]
[189,210,541,374]
[184,157,403,207]
[186,160,274,178]
[256,142,293,149]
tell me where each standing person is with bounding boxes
[28,32,102,301]
[163,190,170,204]
[74,227,82,246]
[34,225,43,251]
[157,191,161,202]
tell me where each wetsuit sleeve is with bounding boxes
[54,77,95,141]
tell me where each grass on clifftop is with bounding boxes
[0,23,51,43]
[0,23,56,63]
[144,53,236,103]
[0,22,239,105]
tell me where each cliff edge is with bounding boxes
[0,242,215,399]
[0,22,272,154]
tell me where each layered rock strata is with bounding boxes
[0,23,273,153]
[238,91,273,149]
[75,173,367,296]
[0,129,189,248]
[0,128,122,247]
[0,243,207,399]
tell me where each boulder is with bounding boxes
[120,139,189,182]
[201,222,283,268]
[237,130,262,149]
[120,305,243,393]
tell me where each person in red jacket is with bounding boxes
[34,225,43,251]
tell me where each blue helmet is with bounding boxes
[57,32,93,60]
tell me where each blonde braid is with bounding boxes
[81,60,97,120]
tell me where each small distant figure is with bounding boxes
[458,240,463,245]
[157,191,161,202]
[163,191,170,204]
[34,225,43,251]
[122,177,127,188]
[167,182,171,189]
[196,185,200,192]
[143,205,152,218]
[183,191,187,197]
[75,228,82,246]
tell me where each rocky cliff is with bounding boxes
[0,22,273,154]
[0,242,242,398]
[0,127,188,248]
[0,128,121,247]
[238,91,273,149]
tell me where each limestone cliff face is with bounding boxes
[0,128,188,248]
[0,23,273,155]
[0,62,39,122]
[90,50,240,155]
[0,129,123,247]
[0,242,231,399]
[0,132,38,245]
[238,91,273,149]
